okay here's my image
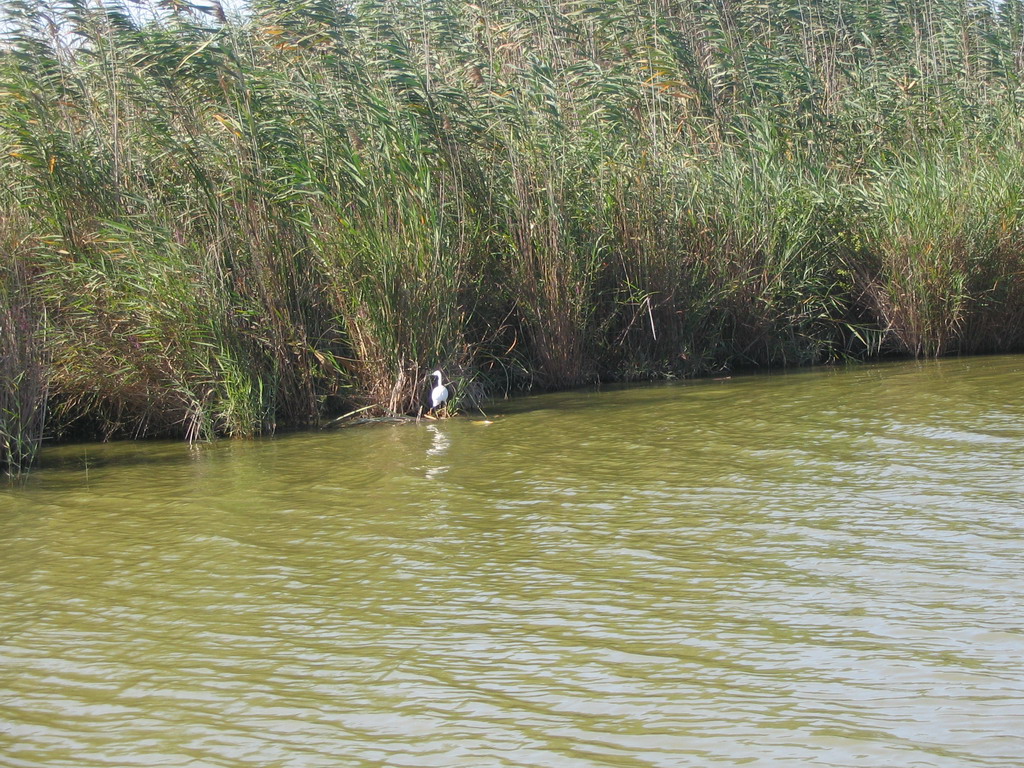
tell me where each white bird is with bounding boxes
[429,370,449,414]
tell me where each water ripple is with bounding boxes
[3,357,1024,767]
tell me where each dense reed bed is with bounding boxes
[1,209,47,475]
[4,0,1024,469]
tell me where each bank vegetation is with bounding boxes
[4,0,1024,473]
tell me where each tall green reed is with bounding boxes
[312,124,473,415]
[500,134,605,388]
[4,0,1024,460]
[0,212,47,476]
[852,147,1024,356]
[685,139,847,369]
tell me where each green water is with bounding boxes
[2,357,1023,767]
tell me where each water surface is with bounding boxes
[2,357,1024,767]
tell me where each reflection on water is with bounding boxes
[2,356,1024,767]
[424,425,450,481]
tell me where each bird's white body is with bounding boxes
[430,370,449,411]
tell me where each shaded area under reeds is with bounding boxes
[4,0,1024,473]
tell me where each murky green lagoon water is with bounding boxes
[2,357,1024,767]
